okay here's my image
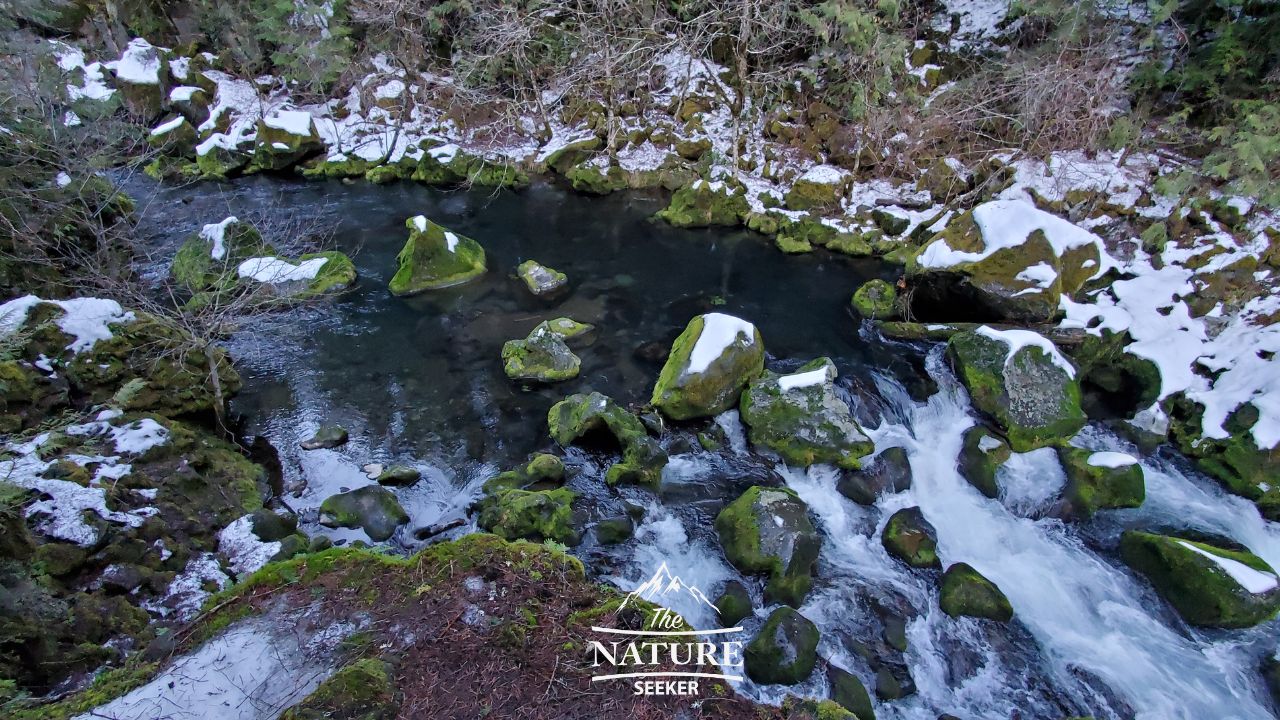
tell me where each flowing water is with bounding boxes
[134,177,1280,719]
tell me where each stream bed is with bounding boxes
[133,176,1280,720]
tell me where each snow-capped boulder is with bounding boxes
[172,216,273,292]
[947,327,1085,452]
[547,392,667,487]
[253,110,323,171]
[1121,531,1280,628]
[651,313,765,420]
[906,199,1110,323]
[784,165,848,211]
[147,116,196,155]
[1056,447,1145,518]
[236,251,356,298]
[110,38,170,120]
[738,358,874,469]
[715,486,821,607]
[388,216,486,296]
[501,322,581,383]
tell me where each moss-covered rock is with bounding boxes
[412,146,528,188]
[714,580,753,627]
[195,142,251,179]
[544,136,603,174]
[655,180,749,228]
[851,279,898,320]
[565,162,631,195]
[482,453,565,494]
[376,465,421,487]
[476,487,579,545]
[111,39,170,121]
[828,664,876,720]
[947,329,1085,452]
[836,447,912,505]
[502,322,581,383]
[1056,448,1144,518]
[1166,398,1280,521]
[234,251,358,300]
[516,260,568,296]
[881,507,940,569]
[542,317,594,341]
[744,606,819,685]
[595,515,634,544]
[739,358,874,469]
[547,392,667,487]
[784,167,847,212]
[319,486,409,542]
[252,112,323,171]
[147,116,196,155]
[171,216,272,292]
[280,658,398,720]
[956,426,1011,498]
[389,216,486,295]
[715,486,821,606]
[651,313,765,421]
[1120,531,1280,628]
[301,425,348,450]
[939,563,1012,621]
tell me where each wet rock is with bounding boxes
[1120,531,1280,628]
[502,322,581,383]
[828,664,876,720]
[947,328,1085,452]
[388,216,486,296]
[837,447,913,504]
[247,508,298,542]
[482,454,566,493]
[957,426,1011,498]
[548,392,667,487]
[375,465,422,487]
[851,279,898,320]
[301,425,349,450]
[595,516,633,544]
[874,665,915,701]
[1056,448,1144,518]
[871,208,910,236]
[544,136,603,174]
[280,658,398,720]
[655,180,749,228]
[739,358,874,469]
[633,341,669,364]
[715,486,821,607]
[476,487,579,545]
[516,260,568,297]
[881,507,940,569]
[651,313,765,421]
[543,317,594,341]
[939,563,1013,622]
[172,216,273,293]
[236,251,358,299]
[713,580,753,628]
[744,606,819,685]
[1263,657,1280,708]
[319,486,409,542]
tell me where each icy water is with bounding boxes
[134,177,1280,720]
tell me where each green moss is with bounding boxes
[940,563,1012,621]
[482,453,565,494]
[744,606,819,685]
[476,487,579,545]
[738,358,874,469]
[547,392,667,488]
[1056,447,1145,518]
[1166,398,1280,520]
[388,217,487,296]
[300,251,358,295]
[828,664,876,720]
[1120,531,1280,628]
[252,117,323,171]
[171,218,271,292]
[881,507,940,569]
[957,426,1011,498]
[565,163,631,195]
[651,314,765,421]
[655,182,749,228]
[515,260,567,296]
[784,177,845,211]
[544,137,602,174]
[595,516,634,544]
[11,661,159,720]
[301,156,371,179]
[851,279,897,320]
[502,323,581,382]
[280,658,398,720]
[713,581,753,628]
[715,486,820,606]
[319,486,409,542]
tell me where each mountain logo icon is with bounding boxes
[619,562,720,615]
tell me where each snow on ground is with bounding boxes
[0,295,136,353]
[142,552,231,620]
[217,514,282,577]
[687,313,756,375]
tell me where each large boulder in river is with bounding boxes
[651,313,765,420]
[1056,448,1145,518]
[548,392,667,487]
[957,426,1011,498]
[882,507,940,569]
[851,278,898,320]
[739,358,874,469]
[172,216,272,292]
[906,200,1106,323]
[947,327,1085,452]
[1120,531,1280,628]
[838,446,913,504]
[715,486,820,607]
[477,487,579,545]
[482,453,565,493]
[744,606,820,685]
[502,322,581,382]
[319,486,409,542]
[388,216,486,296]
[940,563,1013,621]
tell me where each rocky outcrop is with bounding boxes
[837,447,912,504]
[502,322,581,382]
[715,486,820,607]
[651,313,765,420]
[739,358,874,469]
[476,487,579,545]
[655,180,749,228]
[947,328,1085,452]
[547,392,667,487]
[1120,531,1280,628]
[388,216,486,296]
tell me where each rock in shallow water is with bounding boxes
[837,446,913,504]
[375,465,421,487]
[939,562,1013,622]
[881,506,940,569]
[388,215,486,295]
[651,312,765,421]
[476,487,579,545]
[301,425,348,450]
[1056,447,1144,518]
[956,425,1011,498]
[516,259,568,296]
[319,486,408,542]
[744,606,820,685]
[502,322,581,382]
[547,392,667,487]
[715,485,821,607]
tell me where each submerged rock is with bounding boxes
[744,606,820,685]
[837,446,913,504]
[388,216,486,296]
[956,426,1011,498]
[881,507,940,569]
[715,486,821,606]
[739,357,874,469]
[1120,531,1280,628]
[482,454,565,494]
[714,580,753,628]
[280,658,398,720]
[502,322,581,383]
[301,425,349,450]
[655,180,749,228]
[547,392,667,487]
[851,279,898,320]
[651,313,765,420]
[319,486,409,542]
[375,465,421,487]
[1056,448,1145,518]
[476,487,579,545]
[939,563,1013,621]
[595,515,634,544]
[948,328,1085,452]
[516,260,568,296]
